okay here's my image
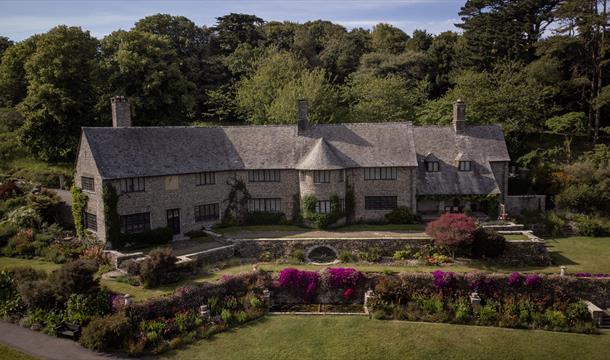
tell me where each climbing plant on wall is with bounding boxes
[70,185,88,238]
[223,177,251,225]
[103,183,122,249]
[302,194,345,229]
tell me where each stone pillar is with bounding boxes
[364,289,375,314]
[111,96,131,127]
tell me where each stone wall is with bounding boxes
[506,195,546,216]
[75,135,107,241]
[233,238,430,258]
[232,237,550,266]
[183,244,235,265]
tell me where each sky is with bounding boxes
[0,0,464,41]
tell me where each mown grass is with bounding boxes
[161,316,610,360]
[0,343,38,360]
[0,257,60,272]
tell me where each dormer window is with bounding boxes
[458,161,472,172]
[426,161,439,172]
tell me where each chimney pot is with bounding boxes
[453,99,465,134]
[111,96,131,127]
[297,99,308,133]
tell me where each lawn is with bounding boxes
[0,257,60,272]
[0,343,37,360]
[546,236,610,273]
[503,234,529,240]
[161,316,610,360]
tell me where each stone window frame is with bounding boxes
[81,176,95,192]
[84,212,97,232]
[196,172,215,186]
[194,203,220,222]
[248,198,281,213]
[248,169,281,183]
[120,212,151,234]
[120,177,145,193]
[425,161,440,172]
[458,161,472,172]
[365,196,398,210]
[313,170,331,184]
[364,167,398,180]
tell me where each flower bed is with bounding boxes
[368,271,610,333]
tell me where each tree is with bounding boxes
[545,112,587,161]
[427,31,460,97]
[17,26,99,161]
[556,144,610,215]
[98,30,195,126]
[425,213,476,258]
[0,35,39,107]
[371,23,409,54]
[0,36,12,58]
[406,29,433,52]
[556,0,610,142]
[457,0,561,68]
[134,14,212,117]
[212,13,264,54]
[235,50,341,124]
[343,73,422,122]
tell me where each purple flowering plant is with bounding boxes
[524,274,541,287]
[278,268,319,300]
[328,268,364,289]
[507,272,523,286]
[432,270,456,290]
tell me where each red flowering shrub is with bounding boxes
[426,213,476,257]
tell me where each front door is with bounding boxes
[166,208,180,235]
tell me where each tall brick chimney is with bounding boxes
[453,99,465,134]
[111,96,131,127]
[297,99,308,134]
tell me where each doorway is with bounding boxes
[166,208,181,235]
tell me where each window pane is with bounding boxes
[81,177,94,191]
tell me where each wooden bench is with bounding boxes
[54,323,81,340]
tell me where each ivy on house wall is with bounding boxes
[223,177,251,225]
[70,185,88,238]
[302,193,345,229]
[103,183,122,249]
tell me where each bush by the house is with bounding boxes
[244,211,287,226]
[358,247,381,262]
[470,228,506,258]
[385,206,420,224]
[121,227,173,249]
[426,213,476,257]
[139,248,180,288]
[80,313,132,352]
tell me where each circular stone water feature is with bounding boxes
[306,245,339,264]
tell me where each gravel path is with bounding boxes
[0,321,124,360]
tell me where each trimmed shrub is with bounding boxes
[470,228,506,258]
[80,313,132,351]
[291,249,305,262]
[358,247,381,262]
[50,259,99,300]
[258,251,273,262]
[385,206,419,224]
[338,251,353,263]
[140,248,179,288]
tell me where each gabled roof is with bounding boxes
[82,122,418,179]
[296,138,348,170]
[413,125,510,195]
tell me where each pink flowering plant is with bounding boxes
[426,213,476,258]
[277,268,319,301]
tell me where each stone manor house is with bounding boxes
[75,97,510,242]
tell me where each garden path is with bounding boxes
[0,321,125,360]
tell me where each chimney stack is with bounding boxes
[111,96,131,127]
[453,99,465,134]
[297,99,308,133]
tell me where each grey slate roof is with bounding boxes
[413,125,510,195]
[82,122,418,179]
[296,138,348,170]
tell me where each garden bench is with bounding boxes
[54,323,81,340]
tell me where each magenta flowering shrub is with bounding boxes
[328,268,364,289]
[432,270,457,290]
[524,274,541,287]
[278,268,319,300]
[508,272,523,286]
[575,272,610,278]
[468,273,496,295]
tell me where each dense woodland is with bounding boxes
[0,0,609,219]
